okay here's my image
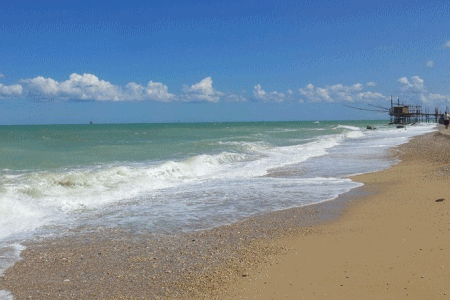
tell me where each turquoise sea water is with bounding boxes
[0,120,437,285]
[0,121,379,170]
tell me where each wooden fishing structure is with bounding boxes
[344,96,449,125]
[388,96,448,124]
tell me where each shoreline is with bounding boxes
[224,126,450,299]
[0,183,372,299]
[0,175,376,299]
[0,126,447,299]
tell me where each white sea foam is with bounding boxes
[0,290,13,300]
[0,122,437,276]
[0,243,25,297]
[0,124,436,239]
[0,243,25,275]
[0,134,342,241]
[215,140,271,153]
[333,124,362,131]
[343,130,365,139]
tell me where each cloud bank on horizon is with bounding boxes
[1,71,449,106]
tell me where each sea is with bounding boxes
[0,120,436,298]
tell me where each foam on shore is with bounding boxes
[1,127,447,299]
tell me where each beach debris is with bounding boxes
[435,198,445,202]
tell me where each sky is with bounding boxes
[0,0,449,124]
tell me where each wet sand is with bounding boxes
[0,186,366,299]
[1,126,449,299]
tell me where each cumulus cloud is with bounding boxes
[397,75,450,104]
[21,73,175,102]
[426,61,435,67]
[419,92,450,104]
[225,93,247,102]
[398,76,426,94]
[427,93,449,101]
[298,82,381,102]
[357,91,386,101]
[182,77,223,102]
[253,85,289,102]
[124,81,175,102]
[0,83,23,97]
[23,73,121,101]
[298,84,331,102]
[444,41,450,49]
[0,73,6,79]
[367,82,377,87]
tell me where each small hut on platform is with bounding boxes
[388,96,444,124]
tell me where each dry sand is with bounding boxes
[224,126,450,299]
[1,126,449,299]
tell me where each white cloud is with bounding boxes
[367,82,377,87]
[426,61,435,67]
[61,73,120,101]
[253,84,267,99]
[253,85,288,102]
[298,82,377,102]
[124,81,175,102]
[124,82,145,99]
[25,76,60,96]
[22,73,175,102]
[444,41,450,49]
[23,73,121,101]
[0,73,6,79]
[427,93,449,101]
[145,81,175,101]
[398,76,426,94]
[298,83,328,102]
[397,77,409,85]
[225,93,247,102]
[397,75,450,104]
[0,83,23,97]
[182,77,223,102]
[418,93,450,104]
[357,91,386,101]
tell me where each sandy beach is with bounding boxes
[1,126,450,299]
[224,126,450,299]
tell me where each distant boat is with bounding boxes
[314,121,320,124]
[89,121,93,125]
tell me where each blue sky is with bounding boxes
[0,0,449,124]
